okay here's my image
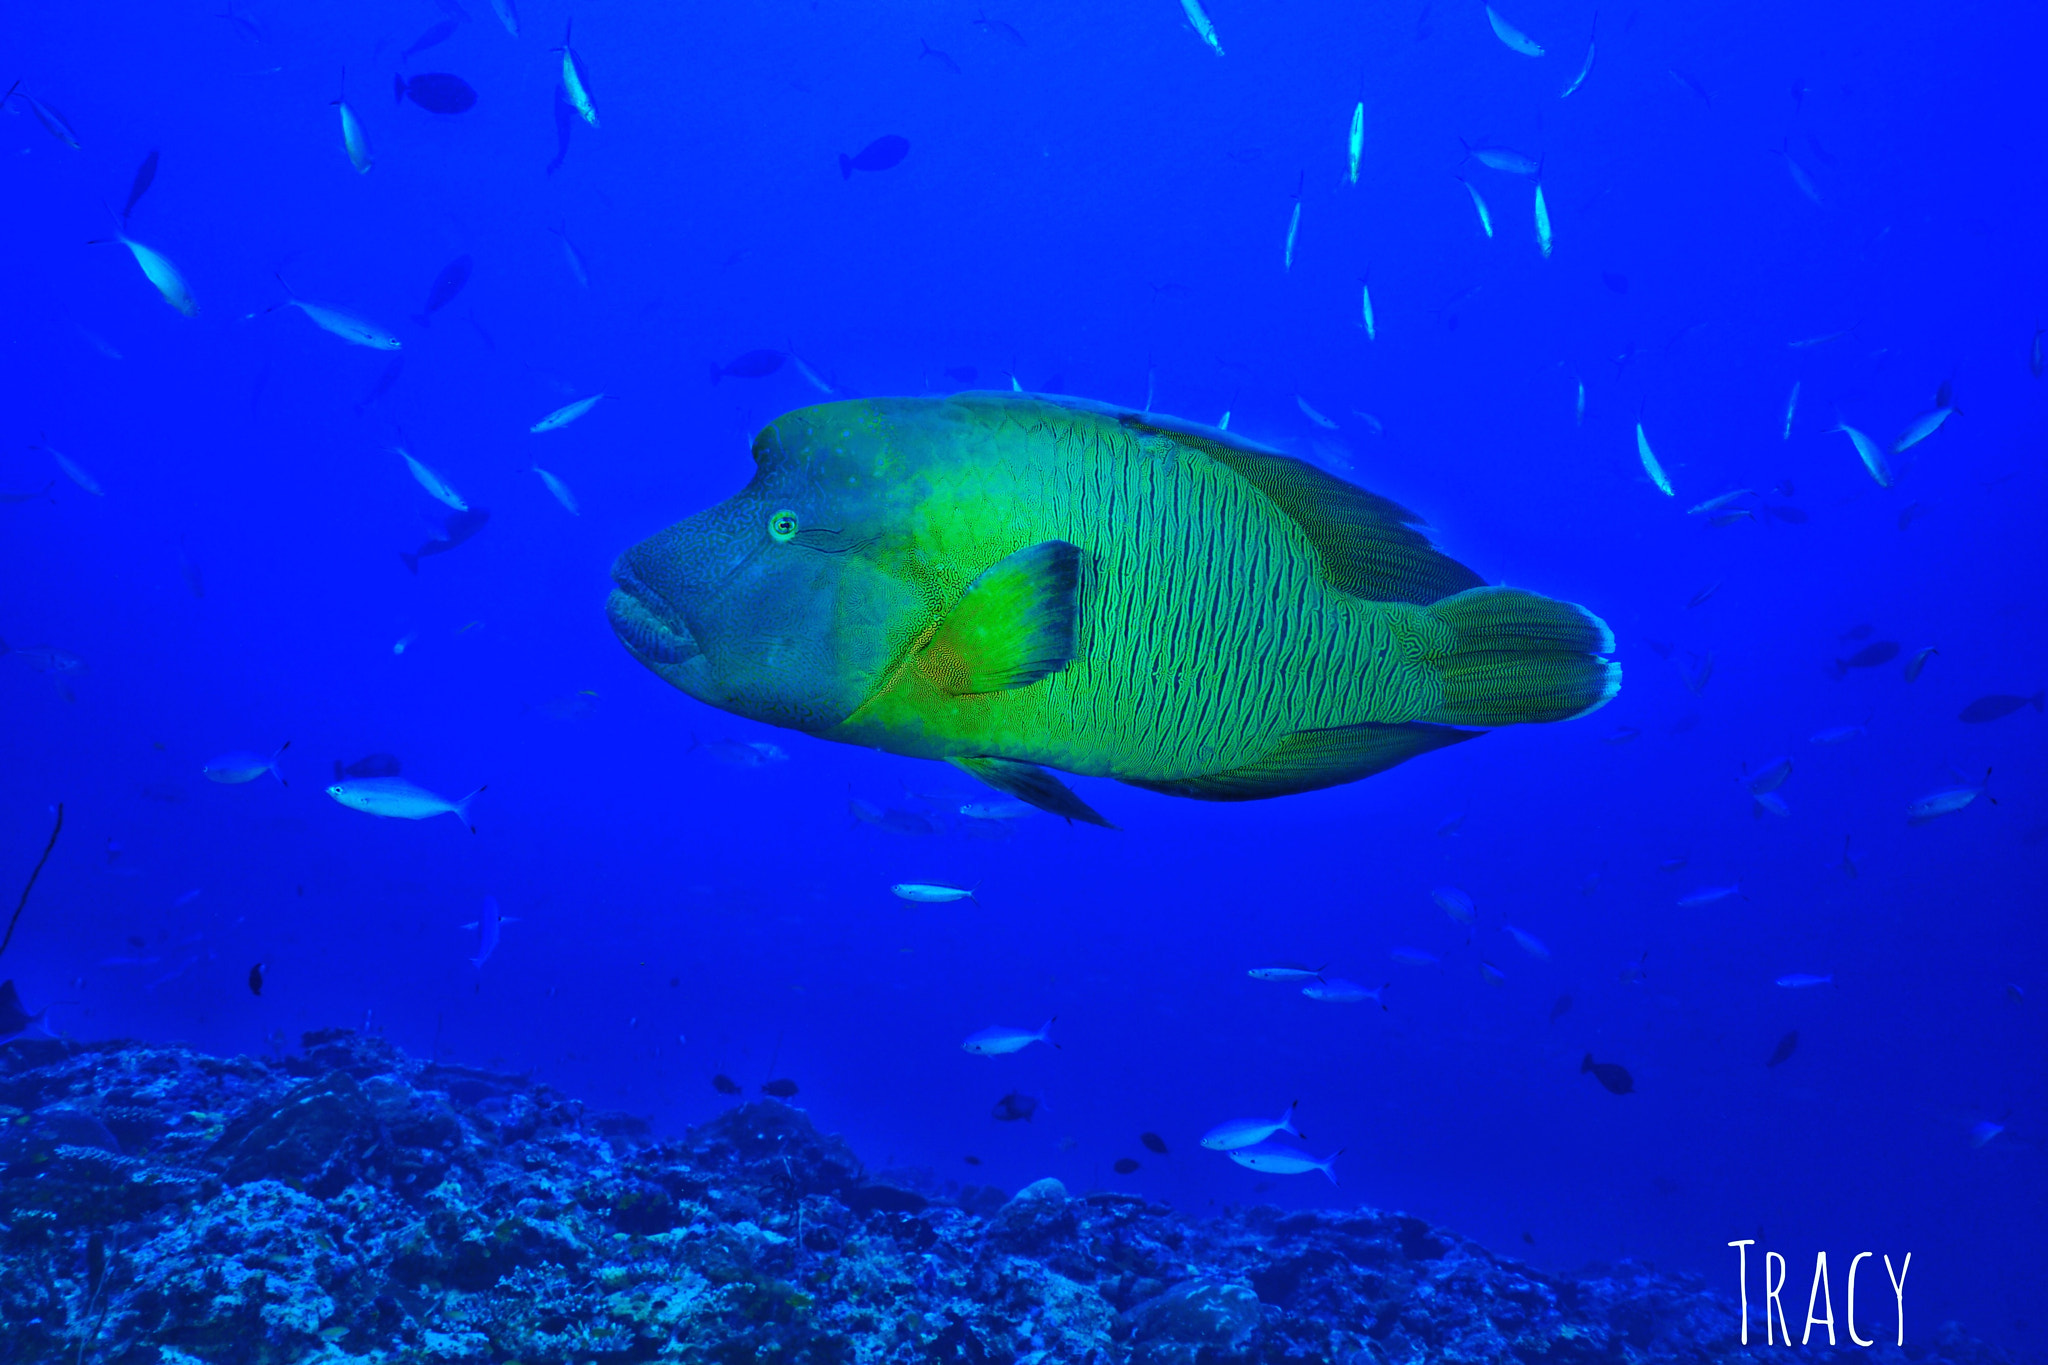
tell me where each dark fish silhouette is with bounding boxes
[401,18,461,60]
[991,1091,1038,1121]
[963,1154,982,1166]
[1959,692,2043,723]
[760,1078,799,1098]
[944,365,978,385]
[1764,504,1808,523]
[0,981,39,1035]
[849,799,935,836]
[1831,640,1899,678]
[414,254,473,326]
[711,1074,741,1095]
[546,87,575,175]
[1140,1131,1168,1155]
[355,355,405,415]
[0,981,54,1040]
[839,134,909,179]
[1767,1029,1798,1067]
[710,348,785,384]
[401,506,490,573]
[247,962,264,996]
[1581,1052,1635,1095]
[972,12,1026,45]
[1667,66,1712,105]
[1549,992,1574,1024]
[919,39,961,73]
[394,72,477,113]
[335,753,403,779]
[122,148,160,221]
[1113,1157,1140,1174]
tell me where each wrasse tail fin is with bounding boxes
[454,784,486,833]
[949,755,1113,828]
[1422,586,1620,725]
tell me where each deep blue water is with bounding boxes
[4,0,2044,1348]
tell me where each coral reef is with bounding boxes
[0,1031,2014,1364]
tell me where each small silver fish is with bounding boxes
[1484,4,1543,55]
[111,236,197,316]
[8,83,82,148]
[1677,884,1743,907]
[960,800,1032,820]
[282,294,400,349]
[1782,380,1800,439]
[1560,19,1597,97]
[1835,419,1896,487]
[1745,756,1792,794]
[532,464,580,514]
[336,99,373,173]
[531,393,604,432]
[1431,886,1475,924]
[1687,489,1754,516]
[1458,177,1494,238]
[1890,406,1954,454]
[1461,141,1539,176]
[961,1019,1055,1055]
[1636,421,1673,496]
[1180,0,1225,55]
[326,776,484,830]
[556,20,599,126]
[1295,395,1339,429]
[1247,963,1326,982]
[1775,972,1832,988]
[463,895,518,968]
[40,444,104,496]
[1226,1143,1342,1183]
[399,448,466,510]
[1907,771,1990,824]
[890,882,976,904]
[1300,978,1387,1007]
[204,740,290,785]
[1200,1102,1304,1151]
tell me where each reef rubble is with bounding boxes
[0,1031,2015,1364]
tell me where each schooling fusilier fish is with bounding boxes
[608,394,1620,826]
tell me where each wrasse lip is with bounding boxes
[605,567,699,667]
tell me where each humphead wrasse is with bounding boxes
[607,394,1618,826]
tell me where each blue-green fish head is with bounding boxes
[606,404,928,734]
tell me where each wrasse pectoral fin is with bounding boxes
[920,540,1080,694]
[1122,722,1481,801]
[949,755,1114,828]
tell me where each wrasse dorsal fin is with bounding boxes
[919,540,1079,695]
[1183,432,1485,604]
